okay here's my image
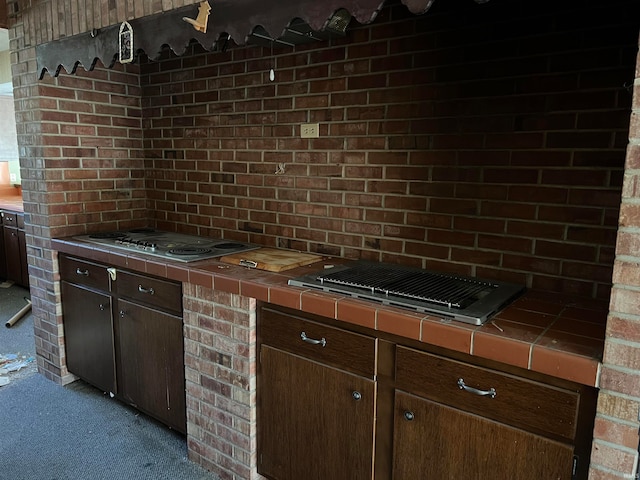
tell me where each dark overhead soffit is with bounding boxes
[36,0,485,78]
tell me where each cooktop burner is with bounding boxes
[75,229,259,263]
[289,261,525,325]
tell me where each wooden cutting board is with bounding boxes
[220,248,323,272]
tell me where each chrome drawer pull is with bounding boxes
[352,391,362,401]
[458,378,496,399]
[300,331,326,347]
[76,268,89,276]
[138,284,155,295]
[404,411,415,421]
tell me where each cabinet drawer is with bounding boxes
[395,346,579,441]
[59,255,110,292]
[260,306,376,378]
[2,211,23,228]
[115,270,182,314]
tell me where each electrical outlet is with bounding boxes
[9,173,16,183]
[301,123,320,138]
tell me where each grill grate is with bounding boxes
[288,260,525,325]
[318,263,495,309]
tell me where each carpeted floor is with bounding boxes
[0,375,218,480]
[0,282,37,381]
[0,284,219,480]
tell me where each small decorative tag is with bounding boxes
[119,21,134,64]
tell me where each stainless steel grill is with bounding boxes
[289,261,525,325]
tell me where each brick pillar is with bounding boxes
[183,283,265,480]
[589,47,640,479]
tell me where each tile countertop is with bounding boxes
[51,237,607,387]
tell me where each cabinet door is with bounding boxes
[4,226,21,284]
[17,228,27,286]
[61,281,115,394]
[115,298,186,433]
[258,345,375,480]
[393,390,575,480]
[0,220,6,280]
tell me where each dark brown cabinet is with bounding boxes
[59,254,185,433]
[257,305,597,480]
[2,210,28,287]
[393,391,574,479]
[392,346,584,480]
[0,213,6,280]
[258,305,377,480]
[61,282,115,393]
[60,255,116,393]
[114,270,185,433]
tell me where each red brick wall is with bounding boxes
[17,61,146,382]
[37,63,146,236]
[8,0,640,477]
[19,0,637,388]
[183,284,260,479]
[138,0,637,302]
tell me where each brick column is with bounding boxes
[589,47,640,479]
[183,283,265,480]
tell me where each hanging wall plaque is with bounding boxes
[119,21,134,64]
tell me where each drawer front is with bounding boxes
[259,306,376,378]
[115,270,182,314]
[2,211,17,227]
[59,255,110,292]
[395,346,579,441]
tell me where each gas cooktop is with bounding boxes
[74,229,259,263]
[289,261,525,325]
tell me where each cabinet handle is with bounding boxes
[76,268,89,276]
[457,378,496,399]
[119,310,126,318]
[403,411,415,421]
[352,391,362,401]
[138,284,155,295]
[300,331,326,347]
[99,304,106,311]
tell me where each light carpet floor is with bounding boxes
[0,362,218,480]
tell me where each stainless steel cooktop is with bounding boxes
[75,229,259,263]
[288,261,525,325]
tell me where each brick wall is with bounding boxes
[183,284,262,480]
[8,0,187,386]
[16,61,146,382]
[7,0,640,478]
[139,0,637,302]
[589,49,640,479]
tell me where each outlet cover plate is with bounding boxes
[301,123,319,138]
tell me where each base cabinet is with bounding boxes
[258,305,377,480]
[116,298,185,432]
[2,210,28,287]
[393,391,574,480]
[61,281,115,394]
[259,346,375,480]
[0,213,6,280]
[59,254,185,433]
[257,305,597,480]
